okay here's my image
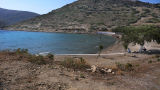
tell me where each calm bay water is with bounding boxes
[0,30,116,54]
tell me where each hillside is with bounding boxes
[5,0,160,32]
[0,8,39,27]
[0,20,6,28]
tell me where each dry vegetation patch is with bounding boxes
[61,57,90,71]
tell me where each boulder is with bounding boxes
[107,69,112,73]
[91,65,97,72]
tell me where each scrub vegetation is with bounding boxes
[6,0,160,32]
[112,25,160,49]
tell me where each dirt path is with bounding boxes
[56,53,124,56]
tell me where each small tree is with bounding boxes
[97,32,104,57]
[98,45,104,57]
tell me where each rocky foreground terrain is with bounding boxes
[0,49,160,90]
[5,0,160,33]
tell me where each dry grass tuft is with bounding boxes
[61,57,90,70]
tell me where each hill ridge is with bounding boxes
[0,8,39,28]
[5,0,160,33]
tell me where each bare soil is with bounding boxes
[0,48,160,90]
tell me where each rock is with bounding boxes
[58,84,61,87]
[86,69,92,71]
[112,72,115,74]
[38,52,50,56]
[107,69,112,73]
[91,65,97,72]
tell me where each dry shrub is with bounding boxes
[155,55,160,58]
[15,48,29,55]
[157,58,160,62]
[116,63,134,72]
[47,53,54,60]
[0,49,16,56]
[116,70,124,75]
[0,49,55,65]
[28,55,46,65]
[28,53,54,65]
[148,60,153,64]
[61,57,90,70]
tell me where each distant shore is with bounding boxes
[1,28,118,36]
[1,28,97,34]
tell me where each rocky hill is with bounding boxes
[5,0,160,33]
[0,8,39,28]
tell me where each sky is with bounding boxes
[140,0,160,4]
[0,0,160,14]
[0,0,77,14]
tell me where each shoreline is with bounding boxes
[1,28,118,36]
[1,28,97,34]
[101,39,125,54]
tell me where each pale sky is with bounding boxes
[0,0,159,14]
[0,0,77,14]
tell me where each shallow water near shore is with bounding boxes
[0,30,116,54]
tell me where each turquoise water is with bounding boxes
[0,30,116,54]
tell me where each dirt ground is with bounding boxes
[0,42,160,90]
[1,54,160,90]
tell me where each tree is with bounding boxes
[97,32,104,58]
[113,25,160,52]
[98,45,104,57]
